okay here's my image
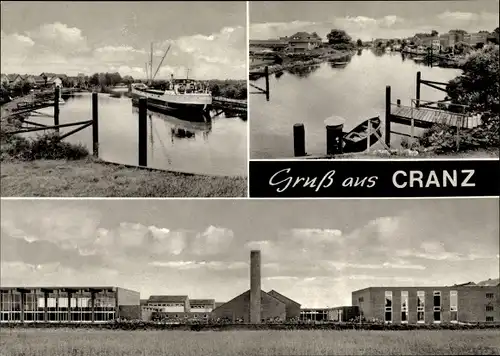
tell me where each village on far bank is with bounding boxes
[249,26,499,159]
[249,28,500,72]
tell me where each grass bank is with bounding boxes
[2,329,499,356]
[0,134,246,197]
[249,49,353,77]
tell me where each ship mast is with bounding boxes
[150,42,153,86]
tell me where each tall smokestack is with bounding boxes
[250,250,261,324]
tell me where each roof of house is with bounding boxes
[267,290,301,307]
[212,289,284,312]
[476,278,499,287]
[189,299,215,305]
[6,74,20,80]
[146,295,188,303]
[289,32,322,42]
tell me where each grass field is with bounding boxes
[1,329,499,356]
[0,159,247,197]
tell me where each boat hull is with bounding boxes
[343,117,382,153]
[130,87,211,114]
[131,97,210,122]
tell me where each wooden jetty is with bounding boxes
[385,71,481,148]
[211,96,247,114]
[249,66,270,101]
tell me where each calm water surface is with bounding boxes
[250,50,462,159]
[27,92,247,176]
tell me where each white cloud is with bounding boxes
[192,225,234,255]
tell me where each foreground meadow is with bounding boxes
[1,329,499,356]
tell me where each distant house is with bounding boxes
[32,75,46,87]
[249,39,289,51]
[6,74,23,85]
[464,32,489,46]
[47,76,63,88]
[285,32,322,52]
[0,74,9,86]
[439,33,456,49]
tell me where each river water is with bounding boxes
[250,49,462,159]
[26,91,247,176]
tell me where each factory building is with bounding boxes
[0,286,140,323]
[352,280,499,324]
[212,250,302,323]
[140,295,217,321]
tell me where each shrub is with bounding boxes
[1,132,89,161]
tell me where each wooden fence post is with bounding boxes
[416,71,421,108]
[293,123,306,157]
[54,88,60,133]
[92,92,99,157]
[385,85,391,148]
[138,98,148,166]
[264,66,270,101]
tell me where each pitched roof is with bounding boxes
[146,295,188,303]
[476,278,499,287]
[7,74,20,80]
[189,299,215,305]
[267,290,301,306]
[289,32,321,42]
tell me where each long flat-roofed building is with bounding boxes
[352,280,499,324]
[0,286,140,323]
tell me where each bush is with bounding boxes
[1,132,89,161]
[417,116,499,153]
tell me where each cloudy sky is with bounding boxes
[0,1,246,79]
[1,199,498,308]
[250,0,500,41]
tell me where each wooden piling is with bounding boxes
[325,117,344,155]
[293,123,306,157]
[385,85,391,148]
[416,71,421,108]
[138,98,148,167]
[54,88,60,133]
[264,66,270,101]
[397,99,401,106]
[92,92,99,157]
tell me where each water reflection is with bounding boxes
[357,49,363,56]
[286,64,321,78]
[250,49,461,159]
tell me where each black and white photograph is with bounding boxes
[249,0,499,160]
[0,1,247,197]
[1,198,499,355]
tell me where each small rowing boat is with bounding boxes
[343,116,382,153]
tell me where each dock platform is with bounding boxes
[390,105,481,130]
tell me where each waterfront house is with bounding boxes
[0,74,9,86]
[439,33,456,50]
[464,32,489,46]
[6,74,23,86]
[285,32,322,52]
[249,39,289,51]
[47,76,63,88]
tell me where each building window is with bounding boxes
[433,291,441,323]
[486,316,494,322]
[417,291,425,323]
[486,305,494,312]
[450,291,458,323]
[384,291,392,323]
[358,297,364,303]
[486,293,494,299]
[401,291,408,323]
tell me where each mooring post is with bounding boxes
[416,71,421,108]
[54,87,60,133]
[397,99,401,107]
[138,98,148,167]
[325,116,345,155]
[92,92,99,157]
[293,123,306,157]
[264,66,270,101]
[385,85,391,148]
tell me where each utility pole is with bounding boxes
[186,68,190,80]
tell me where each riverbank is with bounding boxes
[249,49,354,77]
[304,147,499,159]
[0,157,247,197]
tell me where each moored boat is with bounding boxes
[343,116,382,153]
